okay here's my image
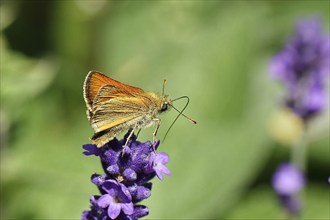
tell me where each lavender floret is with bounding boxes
[272,163,305,215]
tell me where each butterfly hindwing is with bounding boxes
[90,85,151,133]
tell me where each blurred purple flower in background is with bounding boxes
[82,131,170,220]
[272,163,305,195]
[269,17,329,217]
[272,163,305,215]
[270,17,330,121]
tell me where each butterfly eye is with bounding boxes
[161,103,168,112]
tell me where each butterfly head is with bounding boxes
[159,95,172,113]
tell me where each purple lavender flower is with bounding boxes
[82,131,170,220]
[270,17,329,120]
[272,163,305,215]
[272,163,305,195]
[97,180,134,219]
[82,196,108,220]
[150,152,171,180]
[83,144,101,156]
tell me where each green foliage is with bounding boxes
[1,1,329,219]
[225,184,329,219]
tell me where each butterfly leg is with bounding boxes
[152,119,161,152]
[153,119,161,142]
[122,127,136,156]
[124,128,135,147]
[136,128,142,138]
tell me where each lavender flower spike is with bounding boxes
[270,17,330,121]
[82,130,170,220]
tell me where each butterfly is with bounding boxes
[84,70,197,148]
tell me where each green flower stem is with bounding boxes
[291,127,308,172]
[289,126,308,220]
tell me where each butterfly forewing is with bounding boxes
[83,71,144,111]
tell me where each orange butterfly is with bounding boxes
[83,70,196,147]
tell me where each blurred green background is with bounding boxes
[1,1,329,219]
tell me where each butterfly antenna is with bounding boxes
[163,96,197,141]
[162,79,167,96]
